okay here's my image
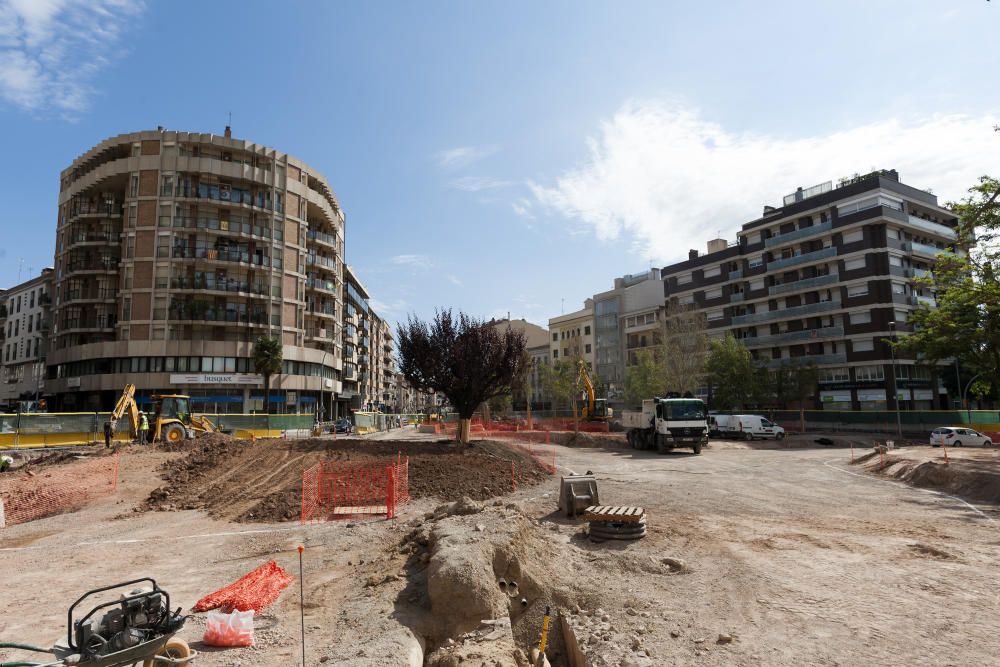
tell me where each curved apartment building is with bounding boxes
[46,128,345,415]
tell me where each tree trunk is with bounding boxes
[526,400,533,430]
[459,418,472,444]
[799,406,806,434]
[572,398,579,433]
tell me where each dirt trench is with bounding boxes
[143,437,550,522]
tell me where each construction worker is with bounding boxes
[139,411,150,445]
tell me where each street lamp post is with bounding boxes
[963,373,984,426]
[888,321,902,439]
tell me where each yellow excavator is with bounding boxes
[110,384,218,443]
[577,359,612,422]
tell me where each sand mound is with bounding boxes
[143,437,550,522]
[857,453,1000,504]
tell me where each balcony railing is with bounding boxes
[732,299,842,325]
[764,220,833,248]
[70,230,120,243]
[769,273,839,296]
[766,352,848,368]
[67,258,120,272]
[908,241,952,258]
[160,216,273,239]
[728,270,742,280]
[730,292,744,302]
[907,215,957,241]
[64,288,117,301]
[305,278,337,293]
[169,244,278,268]
[744,325,844,348]
[69,201,121,217]
[307,254,337,270]
[170,277,268,295]
[307,230,338,247]
[166,303,268,325]
[766,246,837,271]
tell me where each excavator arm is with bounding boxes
[577,360,597,419]
[110,383,139,436]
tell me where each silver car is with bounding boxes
[930,427,993,448]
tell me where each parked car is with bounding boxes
[930,427,992,447]
[730,415,785,440]
[334,418,354,434]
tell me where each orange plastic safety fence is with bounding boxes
[0,452,120,528]
[301,458,409,523]
[193,560,293,613]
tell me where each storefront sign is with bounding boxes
[820,391,851,403]
[857,389,887,402]
[169,374,262,385]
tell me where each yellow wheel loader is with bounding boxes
[110,384,217,443]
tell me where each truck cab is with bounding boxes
[623,397,708,454]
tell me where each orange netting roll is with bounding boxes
[194,560,294,613]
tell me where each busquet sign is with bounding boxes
[169,374,263,385]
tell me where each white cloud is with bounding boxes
[0,0,144,115]
[369,297,408,316]
[434,144,499,168]
[446,274,463,287]
[449,176,514,192]
[390,254,435,269]
[531,101,1000,264]
[511,198,535,219]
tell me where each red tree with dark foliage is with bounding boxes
[397,310,526,443]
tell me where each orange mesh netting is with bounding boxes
[0,452,120,527]
[194,560,294,613]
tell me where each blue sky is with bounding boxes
[1,1,998,329]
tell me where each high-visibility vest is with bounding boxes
[140,415,149,430]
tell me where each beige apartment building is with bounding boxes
[46,128,347,415]
[548,300,595,369]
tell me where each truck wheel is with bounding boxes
[627,431,637,449]
[744,432,754,441]
[692,441,703,455]
[163,423,186,444]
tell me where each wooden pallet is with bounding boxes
[583,505,645,523]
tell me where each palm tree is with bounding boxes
[252,336,283,424]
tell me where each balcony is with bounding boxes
[764,220,833,249]
[732,299,842,325]
[730,292,744,302]
[305,277,338,294]
[161,215,273,240]
[307,254,337,271]
[170,277,268,296]
[166,302,269,326]
[728,270,742,280]
[306,327,339,342]
[907,215,957,241]
[64,288,117,302]
[769,273,839,296]
[70,230,120,244]
[908,241,952,258]
[744,325,844,349]
[913,268,933,280]
[307,230,338,248]
[766,246,837,271]
[169,244,276,268]
[766,352,848,368]
[915,295,936,307]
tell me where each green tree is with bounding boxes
[397,310,525,444]
[772,361,819,432]
[901,174,1000,402]
[252,336,283,416]
[540,358,581,430]
[624,348,666,404]
[661,302,708,394]
[705,333,762,411]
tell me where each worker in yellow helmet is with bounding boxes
[139,411,150,445]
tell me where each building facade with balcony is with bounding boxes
[660,169,959,411]
[1,269,53,409]
[548,300,596,370]
[45,128,347,415]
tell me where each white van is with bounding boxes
[708,414,735,437]
[730,415,785,440]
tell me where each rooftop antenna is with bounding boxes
[228,111,232,126]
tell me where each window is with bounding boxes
[853,339,875,352]
[705,288,722,300]
[707,310,724,321]
[584,325,591,336]
[130,174,139,197]
[849,312,871,325]
[160,175,174,196]
[842,230,864,244]
[844,257,866,271]
[750,278,765,291]
[748,256,764,269]
[889,254,903,267]
[703,266,721,278]
[552,350,558,359]
[679,294,695,305]
[677,273,692,285]
[891,282,906,295]
[894,309,908,323]
[552,333,558,341]
[848,284,868,297]
[855,364,884,381]
[818,367,850,383]
[585,344,592,354]
[128,204,137,228]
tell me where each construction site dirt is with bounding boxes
[0,429,998,666]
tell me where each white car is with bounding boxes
[930,427,993,448]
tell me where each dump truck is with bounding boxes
[622,397,708,454]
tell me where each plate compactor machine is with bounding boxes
[0,578,195,667]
